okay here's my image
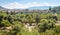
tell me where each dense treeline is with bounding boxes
[0,10,60,35]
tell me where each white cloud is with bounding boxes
[2,2,28,9]
[1,2,60,9]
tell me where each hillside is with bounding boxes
[28,6,54,10]
[52,6,60,13]
[0,6,5,10]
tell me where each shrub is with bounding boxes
[0,20,11,27]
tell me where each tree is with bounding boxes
[35,14,40,25]
[49,7,51,11]
[49,7,51,13]
[7,15,13,24]
[38,19,48,32]
[0,15,3,23]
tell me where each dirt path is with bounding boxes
[25,24,36,32]
[55,21,60,25]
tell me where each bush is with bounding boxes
[44,29,55,35]
[38,19,55,32]
[54,25,60,33]
[0,20,11,27]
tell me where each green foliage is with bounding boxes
[44,29,55,35]
[54,25,60,33]
[0,20,11,27]
[0,11,60,35]
[38,19,48,32]
[38,19,55,32]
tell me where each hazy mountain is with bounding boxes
[0,6,5,10]
[28,6,54,10]
[0,6,56,10]
[51,6,60,13]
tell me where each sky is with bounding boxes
[0,0,60,9]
